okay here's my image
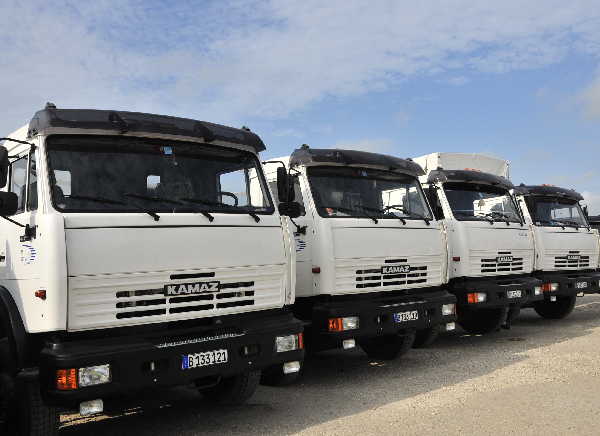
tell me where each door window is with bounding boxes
[10,157,27,214]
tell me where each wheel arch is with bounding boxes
[0,286,29,373]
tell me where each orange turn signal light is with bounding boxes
[328,318,344,332]
[56,368,78,390]
[541,283,552,292]
[298,332,304,349]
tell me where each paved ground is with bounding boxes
[61,295,600,435]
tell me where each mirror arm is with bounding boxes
[289,217,307,235]
[0,138,35,147]
[0,216,37,241]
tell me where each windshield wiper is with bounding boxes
[179,197,259,223]
[485,211,512,226]
[536,219,566,229]
[556,219,581,230]
[320,205,378,224]
[363,205,406,224]
[459,211,494,224]
[65,194,160,221]
[405,212,431,225]
[124,193,217,222]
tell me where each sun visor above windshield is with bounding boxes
[428,169,513,190]
[513,185,583,201]
[27,108,266,152]
[289,147,424,177]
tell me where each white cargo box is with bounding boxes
[413,152,510,178]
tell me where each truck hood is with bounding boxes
[64,214,287,331]
[533,226,600,270]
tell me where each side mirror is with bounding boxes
[0,191,18,216]
[276,167,295,203]
[278,201,302,219]
[0,146,8,189]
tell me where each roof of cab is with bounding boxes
[427,169,514,190]
[289,146,424,177]
[25,106,266,152]
[513,184,583,201]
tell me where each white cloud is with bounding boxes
[581,191,600,215]
[579,75,600,119]
[2,0,600,132]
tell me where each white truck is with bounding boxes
[264,146,456,378]
[413,153,541,334]
[0,104,304,435]
[513,184,600,317]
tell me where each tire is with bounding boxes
[359,331,416,360]
[458,307,507,334]
[260,362,302,386]
[202,370,260,405]
[412,327,439,348]
[16,381,59,436]
[534,295,576,319]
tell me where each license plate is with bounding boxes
[182,349,228,370]
[576,281,588,289]
[393,310,419,323]
[507,290,522,299]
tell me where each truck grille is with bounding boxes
[334,255,443,295]
[68,265,284,331]
[469,249,532,276]
[554,251,590,269]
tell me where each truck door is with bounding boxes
[3,147,40,280]
[289,175,315,297]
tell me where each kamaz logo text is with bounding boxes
[382,265,411,274]
[164,281,220,296]
[567,255,580,261]
[496,256,513,263]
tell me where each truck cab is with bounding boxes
[0,105,303,435]
[413,153,541,334]
[513,184,600,318]
[265,146,456,369]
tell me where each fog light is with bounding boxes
[446,322,456,331]
[78,364,111,388]
[467,292,486,304]
[80,399,103,417]
[442,303,456,316]
[283,361,301,374]
[342,339,356,349]
[534,286,542,295]
[550,296,557,302]
[328,316,359,332]
[276,333,303,353]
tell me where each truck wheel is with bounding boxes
[359,331,416,360]
[260,362,302,386]
[412,327,439,348]
[16,381,59,436]
[202,370,260,405]
[458,307,507,334]
[534,296,576,319]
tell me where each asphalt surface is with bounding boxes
[61,296,600,435]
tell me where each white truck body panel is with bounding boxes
[0,127,294,333]
[266,157,447,298]
[414,152,534,280]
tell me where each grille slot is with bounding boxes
[554,251,590,269]
[113,280,256,319]
[480,252,524,273]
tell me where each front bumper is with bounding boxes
[308,289,456,352]
[449,275,542,309]
[38,310,303,407]
[533,271,600,300]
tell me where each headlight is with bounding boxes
[78,364,111,388]
[442,303,456,316]
[328,316,359,332]
[534,286,542,295]
[275,333,303,353]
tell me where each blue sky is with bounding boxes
[3,1,600,210]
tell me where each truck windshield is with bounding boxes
[45,135,274,214]
[526,197,588,228]
[443,182,521,223]
[307,166,432,220]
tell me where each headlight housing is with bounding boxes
[328,316,359,332]
[275,333,303,353]
[78,364,111,388]
[442,303,456,316]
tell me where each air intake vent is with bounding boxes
[554,251,590,269]
[480,252,523,273]
[356,258,428,288]
[114,280,256,319]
